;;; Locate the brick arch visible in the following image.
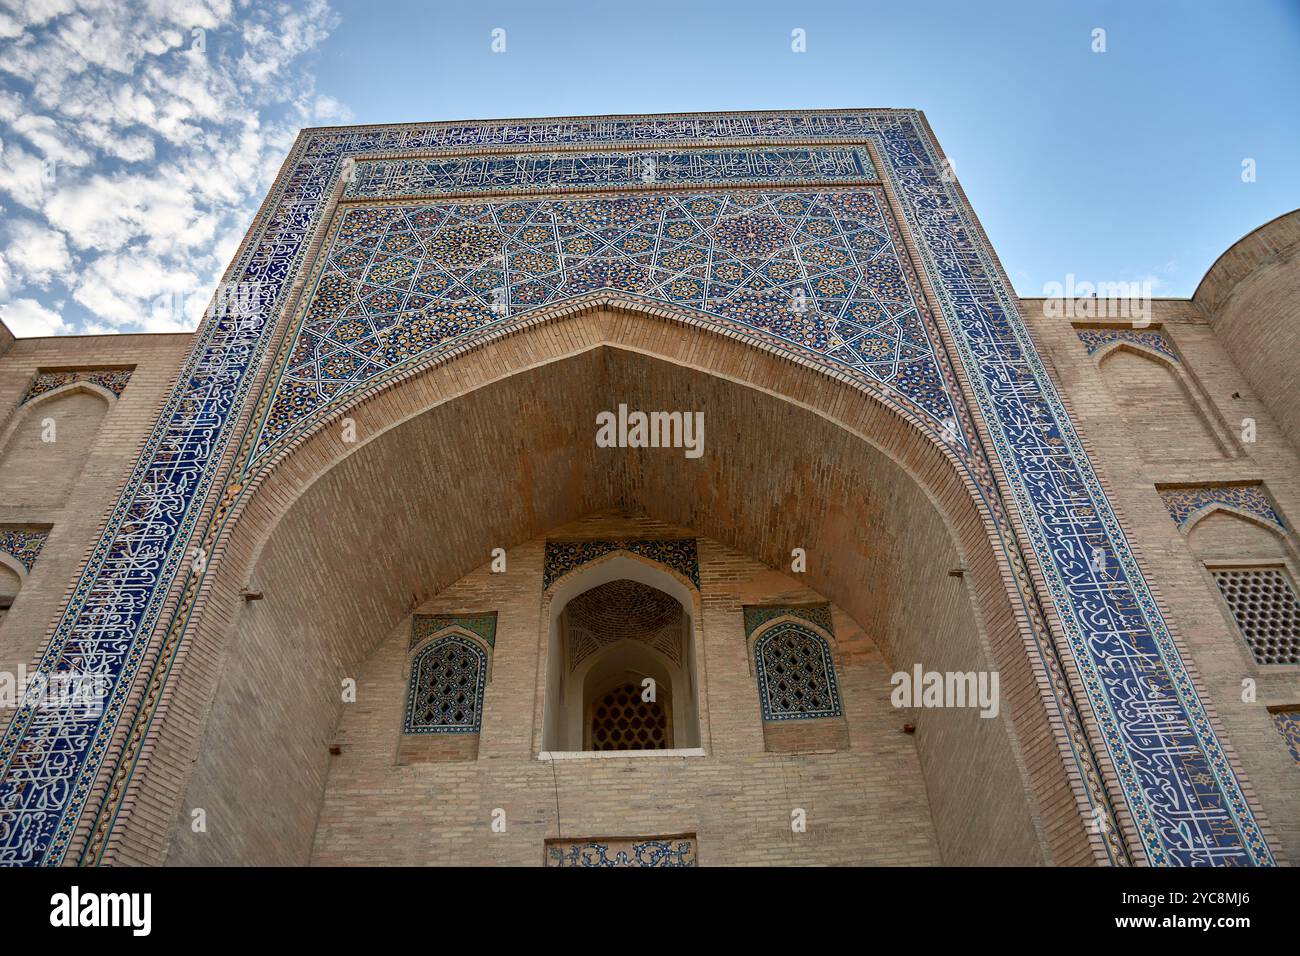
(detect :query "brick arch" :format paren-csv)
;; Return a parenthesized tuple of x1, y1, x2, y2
(97, 305, 1112, 869)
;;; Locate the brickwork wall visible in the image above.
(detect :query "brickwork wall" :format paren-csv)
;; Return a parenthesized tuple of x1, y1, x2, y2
(1197, 211, 1300, 453)
(312, 516, 944, 866)
(1021, 295, 1300, 863)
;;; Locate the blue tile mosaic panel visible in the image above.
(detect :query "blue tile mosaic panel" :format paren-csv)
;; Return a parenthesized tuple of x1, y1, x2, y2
(1272, 710, 1300, 767)
(0, 111, 1273, 868)
(543, 538, 699, 590)
(1076, 327, 1179, 363)
(344, 146, 877, 199)
(1159, 484, 1285, 533)
(0, 527, 49, 573)
(20, 368, 132, 404)
(410, 612, 497, 650)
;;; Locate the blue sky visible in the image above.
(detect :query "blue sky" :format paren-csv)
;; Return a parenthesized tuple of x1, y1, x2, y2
(1, 0, 1296, 335)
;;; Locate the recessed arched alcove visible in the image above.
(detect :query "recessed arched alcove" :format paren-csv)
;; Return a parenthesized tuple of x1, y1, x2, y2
(1097, 346, 1230, 461)
(0, 385, 112, 509)
(129, 307, 1096, 868)
(543, 565, 701, 753)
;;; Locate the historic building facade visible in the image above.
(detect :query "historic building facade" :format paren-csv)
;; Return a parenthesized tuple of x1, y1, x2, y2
(0, 111, 1297, 867)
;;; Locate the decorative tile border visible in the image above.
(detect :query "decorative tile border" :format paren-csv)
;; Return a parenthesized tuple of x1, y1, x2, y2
(1158, 484, 1285, 533)
(0, 111, 1272, 867)
(1076, 327, 1179, 363)
(545, 834, 697, 867)
(0, 526, 48, 573)
(543, 538, 700, 590)
(344, 145, 878, 200)
(410, 612, 497, 650)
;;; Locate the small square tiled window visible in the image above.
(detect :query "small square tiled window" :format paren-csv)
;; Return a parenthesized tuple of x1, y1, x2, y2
(1211, 567, 1300, 665)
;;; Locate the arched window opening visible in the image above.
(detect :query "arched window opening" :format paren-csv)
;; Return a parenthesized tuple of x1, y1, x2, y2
(755, 621, 843, 721)
(543, 563, 700, 753)
(404, 633, 488, 734)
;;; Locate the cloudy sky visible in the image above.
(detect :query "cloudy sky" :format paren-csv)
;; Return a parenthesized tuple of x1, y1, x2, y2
(1, 0, 1296, 336)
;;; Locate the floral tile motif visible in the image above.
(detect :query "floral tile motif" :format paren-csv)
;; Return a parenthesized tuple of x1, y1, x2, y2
(0, 112, 1273, 869)
(20, 368, 133, 404)
(1158, 484, 1285, 533)
(543, 538, 699, 590)
(1272, 710, 1300, 767)
(743, 603, 834, 637)
(545, 835, 697, 867)
(0, 526, 48, 573)
(1076, 328, 1179, 363)
(410, 612, 497, 650)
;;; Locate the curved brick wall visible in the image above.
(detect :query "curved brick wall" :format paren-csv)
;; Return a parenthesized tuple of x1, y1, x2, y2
(1196, 210, 1300, 453)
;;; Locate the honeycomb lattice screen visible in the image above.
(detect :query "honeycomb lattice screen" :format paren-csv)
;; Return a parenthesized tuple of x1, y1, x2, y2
(1211, 567, 1300, 665)
(590, 682, 669, 750)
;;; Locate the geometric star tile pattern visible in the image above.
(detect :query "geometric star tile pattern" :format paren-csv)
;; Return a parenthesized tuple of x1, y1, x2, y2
(254, 188, 957, 459)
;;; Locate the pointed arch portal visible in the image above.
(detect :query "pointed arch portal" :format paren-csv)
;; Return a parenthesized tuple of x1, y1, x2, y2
(0, 111, 1276, 868)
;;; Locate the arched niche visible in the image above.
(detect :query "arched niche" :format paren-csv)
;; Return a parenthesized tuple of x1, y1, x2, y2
(542, 562, 701, 753)
(111, 307, 1096, 868)
(0, 384, 113, 509)
(1097, 345, 1232, 461)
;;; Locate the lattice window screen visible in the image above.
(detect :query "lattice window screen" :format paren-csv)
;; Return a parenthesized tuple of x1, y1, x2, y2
(589, 682, 669, 750)
(1211, 567, 1300, 665)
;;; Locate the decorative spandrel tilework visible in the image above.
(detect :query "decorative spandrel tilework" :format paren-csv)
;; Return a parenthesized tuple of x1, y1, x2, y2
(752, 618, 843, 721)
(0, 111, 1272, 868)
(543, 538, 699, 590)
(251, 187, 959, 461)
(20, 368, 132, 404)
(1076, 328, 1179, 363)
(344, 146, 878, 200)
(743, 603, 834, 637)
(410, 612, 497, 650)
(546, 835, 697, 867)
(1272, 710, 1300, 767)
(1159, 485, 1286, 533)
(0, 527, 48, 573)
(403, 633, 488, 734)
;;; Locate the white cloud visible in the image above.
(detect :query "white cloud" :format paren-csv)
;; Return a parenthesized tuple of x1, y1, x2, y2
(0, 296, 68, 336)
(0, 0, 347, 333)
(4, 219, 72, 285)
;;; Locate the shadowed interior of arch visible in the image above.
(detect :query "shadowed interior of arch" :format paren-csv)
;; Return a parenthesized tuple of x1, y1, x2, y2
(160, 339, 1068, 866)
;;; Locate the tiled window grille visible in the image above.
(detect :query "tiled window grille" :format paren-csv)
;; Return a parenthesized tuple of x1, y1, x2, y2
(403, 634, 487, 733)
(754, 621, 842, 720)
